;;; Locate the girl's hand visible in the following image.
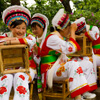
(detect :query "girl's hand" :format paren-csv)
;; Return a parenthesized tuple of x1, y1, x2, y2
(70, 23, 77, 40)
(71, 23, 77, 32)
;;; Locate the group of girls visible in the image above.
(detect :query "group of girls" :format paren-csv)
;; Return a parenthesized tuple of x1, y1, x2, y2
(0, 5, 99, 100)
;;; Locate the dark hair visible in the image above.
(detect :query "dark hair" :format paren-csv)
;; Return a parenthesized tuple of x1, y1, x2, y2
(10, 20, 26, 28)
(31, 22, 45, 31)
(50, 22, 71, 32)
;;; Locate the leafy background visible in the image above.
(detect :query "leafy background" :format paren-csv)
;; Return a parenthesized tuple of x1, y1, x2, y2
(0, 0, 100, 34)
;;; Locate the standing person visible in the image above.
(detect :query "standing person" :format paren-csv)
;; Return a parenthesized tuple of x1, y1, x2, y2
(0, 5, 36, 100)
(31, 9, 97, 100)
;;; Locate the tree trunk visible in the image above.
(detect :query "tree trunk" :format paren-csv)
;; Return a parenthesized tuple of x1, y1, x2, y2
(11, 0, 20, 5)
(60, 0, 72, 13)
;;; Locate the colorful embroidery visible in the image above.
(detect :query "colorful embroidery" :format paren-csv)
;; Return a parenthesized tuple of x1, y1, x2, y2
(56, 70, 62, 76)
(56, 65, 65, 77)
(68, 46, 73, 52)
(95, 33, 98, 40)
(76, 67, 83, 74)
(69, 77, 73, 82)
(26, 35, 33, 40)
(16, 86, 27, 94)
(19, 75, 25, 80)
(1, 75, 7, 81)
(0, 86, 7, 95)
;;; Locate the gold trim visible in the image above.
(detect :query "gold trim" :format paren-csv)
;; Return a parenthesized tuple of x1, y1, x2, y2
(89, 82, 97, 86)
(71, 83, 88, 93)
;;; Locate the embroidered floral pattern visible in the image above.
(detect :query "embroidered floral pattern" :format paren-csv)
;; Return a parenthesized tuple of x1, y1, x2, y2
(27, 36, 33, 40)
(56, 65, 65, 77)
(69, 77, 73, 82)
(0, 87, 7, 94)
(76, 67, 83, 74)
(56, 70, 62, 76)
(95, 33, 98, 39)
(16, 86, 27, 94)
(1, 75, 7, 81)
(19, 75, 25, 80)
(68, 46, 73, 52)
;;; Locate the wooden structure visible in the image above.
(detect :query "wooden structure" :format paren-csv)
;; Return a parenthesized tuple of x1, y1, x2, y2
(0, 44, 34, 100)
(97, 66, 100, 84)
(43, 79, 70, 100)
(0, 44, 29, 75)
(67, 35, 92, 56)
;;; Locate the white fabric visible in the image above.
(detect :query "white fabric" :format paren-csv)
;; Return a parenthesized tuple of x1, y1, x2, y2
(88, 26, 99, 40)
(52, 8, 64, 29)
(47, 34, 76, 54)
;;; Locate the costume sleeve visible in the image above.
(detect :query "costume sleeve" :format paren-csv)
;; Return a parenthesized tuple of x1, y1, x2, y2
(18, 34, 36, 50)
(85, 26, 99, 41)
(0, 33, 8, 38)
(46, 34, 80, 54)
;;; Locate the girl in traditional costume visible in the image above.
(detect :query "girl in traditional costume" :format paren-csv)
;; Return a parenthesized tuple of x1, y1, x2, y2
(74, 17, 100, 80)
(31, 9, 97, 100)
(0, 5, 36, 100)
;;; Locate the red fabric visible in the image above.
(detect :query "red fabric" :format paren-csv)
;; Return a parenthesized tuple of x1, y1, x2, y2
(0, 36, 6, 38)
(40, 34, 53, 56)
(41, 62, 55, 74)
(89, 84, 98, 92)
(85, 32, 93, 41)
(29, 59, 36, 69)
(71, 85, 90, 98)
(18, 38, 25, 44)
(93, 49, 100, 54)
(69, 37, 81, 51)
(92, 37, 100, 46)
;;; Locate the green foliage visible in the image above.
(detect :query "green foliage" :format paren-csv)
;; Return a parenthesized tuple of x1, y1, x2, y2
(22, 0, 64, 34)
(1, 0, 100, 33)
(71, 0, 100, 29)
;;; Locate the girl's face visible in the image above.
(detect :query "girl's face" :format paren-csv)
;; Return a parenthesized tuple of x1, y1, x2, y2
(10, 22, 26, 38)
(60, 26, 71, 38)
(32, 25, 43, 38)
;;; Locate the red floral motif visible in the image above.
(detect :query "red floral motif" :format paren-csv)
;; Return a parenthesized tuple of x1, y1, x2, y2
(1, 75, 7, 81)
(74, 60, 77, 62)
(79, 57, 83, 60)
(27, 36, 32, 40)
(69, 77, 73, 82)
(0, 86, 7, 94)
(76, 67, 83, 74)
(56, 70, 62, 77)
(59, 66, 65, 72)
(16, 86, 27, 94)
(19, 75, 25, 80)
(68, 46, 73, 52)
(95, 33, 98, 39)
